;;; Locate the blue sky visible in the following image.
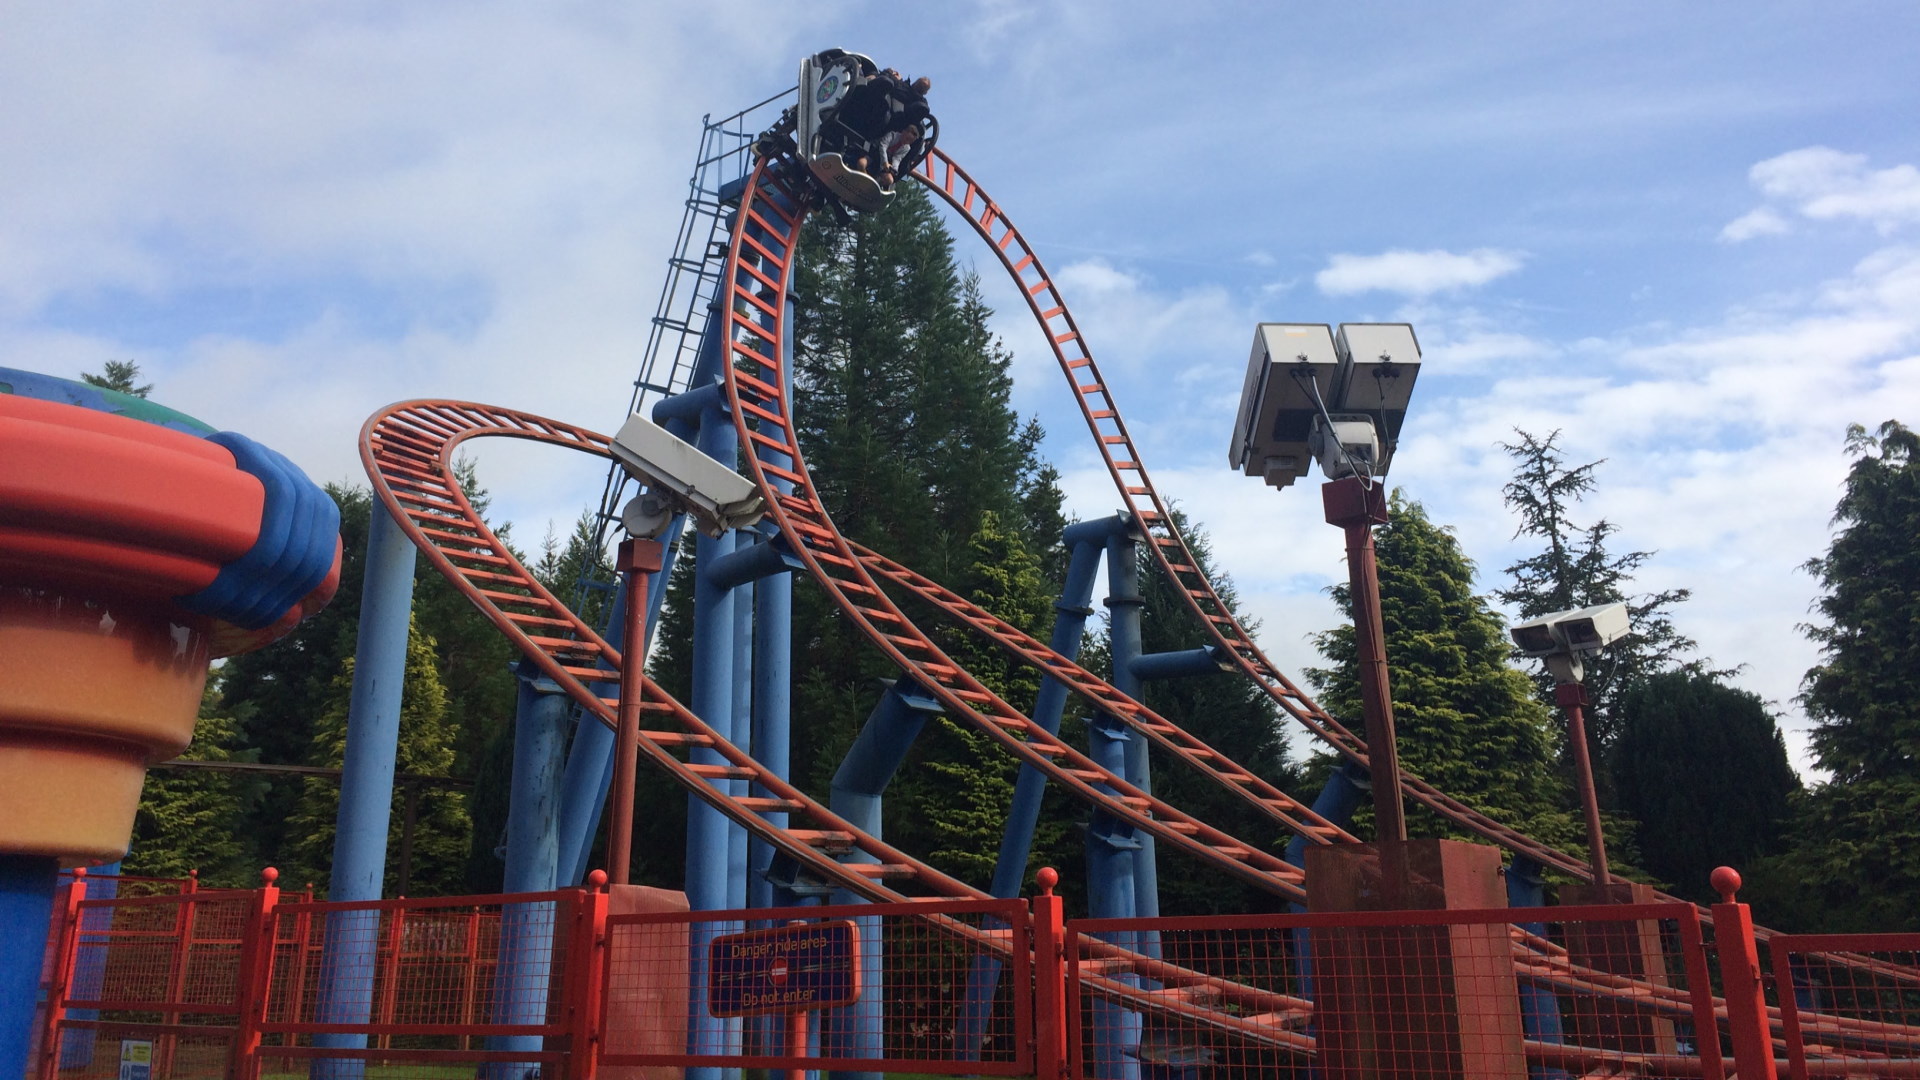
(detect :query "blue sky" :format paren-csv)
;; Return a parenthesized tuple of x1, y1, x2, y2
(6, 2, 1918, 775)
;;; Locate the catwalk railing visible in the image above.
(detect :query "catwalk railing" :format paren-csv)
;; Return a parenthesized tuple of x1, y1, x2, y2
(38, 867, 1920, 1080)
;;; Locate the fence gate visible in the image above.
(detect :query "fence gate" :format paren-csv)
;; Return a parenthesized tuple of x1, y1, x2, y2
(38, 882, 265, 1080)
(600, 897, 1035, 1076)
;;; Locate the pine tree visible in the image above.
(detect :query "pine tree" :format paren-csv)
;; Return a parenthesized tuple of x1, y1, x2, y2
(286, 614, 470, 896)
(781, 184, 1065, 816)
(1772, 421, 1920, 930)
(1499, 429, 1701, 760)
(901, 510, 1059, 885)
(1129, 510, 1302, 915)
(645, 185, 1068, 890)
(123, 683, 266, 886)
(1609, 672, 1798, 901)
(1310, 492, 1577, 849)
(80, 359, 153, 397)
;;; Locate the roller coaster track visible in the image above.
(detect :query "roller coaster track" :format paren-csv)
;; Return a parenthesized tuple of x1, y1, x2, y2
(356, 399, 1331, 1033)
(355, 406, 1801, 1070)
(893, 148, 1616, 888)
(713, 147, 1632, 906)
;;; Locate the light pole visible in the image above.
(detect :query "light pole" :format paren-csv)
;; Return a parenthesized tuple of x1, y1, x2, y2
(1229, 322, 1422, 896)
(1511, 602, 1633, 887)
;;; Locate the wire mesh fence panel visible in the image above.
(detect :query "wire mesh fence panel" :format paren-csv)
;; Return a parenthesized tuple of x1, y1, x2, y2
(1066, 902, 1725, 1080)
(257, 891, 580, 1075)
(42, 891, 257, 1080)
(600, 898, 1034, 1076)
(1770, 933, 1920, 1080)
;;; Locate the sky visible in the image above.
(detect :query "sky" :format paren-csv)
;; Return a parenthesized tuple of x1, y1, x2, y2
(6, 2, 1918, 778)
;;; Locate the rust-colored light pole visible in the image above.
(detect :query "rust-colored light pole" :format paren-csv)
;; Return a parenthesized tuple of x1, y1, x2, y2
(1555, 681, 1612, 886)
(607, 536, 664, 886)
(1322, 475, 1409, 901)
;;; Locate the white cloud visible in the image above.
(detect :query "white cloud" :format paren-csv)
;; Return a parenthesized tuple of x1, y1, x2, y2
(1720, 207, 1789, 243)
(1316, 249, 1526, 297)
(1724, 147, 1920, 240)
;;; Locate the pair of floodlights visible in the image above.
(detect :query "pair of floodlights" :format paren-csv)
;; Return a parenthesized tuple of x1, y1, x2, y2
(1227, 323, 1422, 489)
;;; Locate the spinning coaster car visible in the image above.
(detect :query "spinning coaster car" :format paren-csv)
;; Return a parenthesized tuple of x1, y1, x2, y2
(766, 49, 938, 213)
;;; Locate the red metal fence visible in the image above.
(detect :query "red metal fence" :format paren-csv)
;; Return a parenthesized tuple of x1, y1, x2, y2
(44, 866, 1910, 1080)
(1066, 902, 1728, 1080)
(1771, 932, 1920, 1079)
(600, 897, 1033, 1076)
(37, 874, 267, 1080)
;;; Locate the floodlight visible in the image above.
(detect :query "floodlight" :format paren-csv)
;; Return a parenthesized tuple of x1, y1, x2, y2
(1509, 621, 1560, 657)
(1333, 323, 1421, 475)
(1555, 603, 1632, 652)
(1227, 324, 1341, 489)
(609, 413, 766, 539)
(1509, 602, 1633, 657)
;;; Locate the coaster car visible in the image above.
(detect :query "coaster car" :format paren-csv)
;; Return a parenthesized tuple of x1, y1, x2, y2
(785, 49, 938, 214)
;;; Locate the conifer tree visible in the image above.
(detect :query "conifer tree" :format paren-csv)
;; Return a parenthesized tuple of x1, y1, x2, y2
(1772, 421, 1920, 929)
(1311, 492, 1576, 848)
(1499, 429, 1701, 762)
(1129, 510, 1302, 914)
(123, 684, 265, 885)
(286, 614, 471, 896)
(80, 359, 153, 397)
(1610, 672, 1798, 901)
(647, 185, 1067, 888)
(781, 184, 1065, 815)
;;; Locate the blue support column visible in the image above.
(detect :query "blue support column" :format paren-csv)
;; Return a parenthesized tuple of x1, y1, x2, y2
(685, 380, 747, 1080)
(485, 665, 571, 1076)
(0, 855, 58, 1080)
(959, 515, 1123, 1062)
(556, 579, 624, 888)
(1090, 528, 1146, 1080)
(729, 578, 754, 913)
(313, 505, 417, 1080)
(686, 524, 738, 1080)
(1105, 528, 1159, 924)
(1508, 856, 1569, 1080)
(744, 537, 798, 913)
(824, 682, 944, 1080)
(987, 519, 1116, 899)
(1283, 762, 1369, 1005)
(59, 861, 120, 1066)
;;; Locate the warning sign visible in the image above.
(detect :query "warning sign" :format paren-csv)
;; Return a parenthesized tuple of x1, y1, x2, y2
(707, 920, 861, 1017)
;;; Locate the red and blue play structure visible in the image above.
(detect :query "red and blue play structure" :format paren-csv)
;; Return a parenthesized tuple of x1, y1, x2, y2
(0, 366, 340, 1077)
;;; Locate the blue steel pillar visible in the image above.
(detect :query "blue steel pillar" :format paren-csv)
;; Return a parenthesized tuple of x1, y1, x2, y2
(962, 514, 1126, 1061)
(825, 682, 944, 1080)
(1508, 856, 1569, 1080)
(59, 861, 120, 1066)
(1088, 523, 1143, 1080)
(1283, 762, 1369, 1004)
(0, 855, 58, 1080)
(313, 505, 417, 1080)
(484, 665, 571, 1075)
(685, 383, 747, 1080)
(748, 290, 799, 915)
(1105, 526, 1161, 933)
(729, 579, 754, 913)
(986, 516, 1119, 899)
(556, 580, 624, 888)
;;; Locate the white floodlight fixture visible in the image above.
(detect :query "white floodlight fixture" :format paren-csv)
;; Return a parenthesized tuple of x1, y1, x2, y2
(1510, 602, 1633, 685)
(610, 413, 766, 539)
(1509, 602, 1633, 658)
(1227, 323, 1342, 489)
(1230, 322, 1422, 487)
(1333, 323, 1421, 476)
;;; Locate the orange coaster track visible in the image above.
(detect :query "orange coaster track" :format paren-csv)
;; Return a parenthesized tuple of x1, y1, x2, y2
(721, 146, 1622, 892)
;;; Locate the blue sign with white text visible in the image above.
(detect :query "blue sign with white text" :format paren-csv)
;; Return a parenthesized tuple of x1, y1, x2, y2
(707, 920, 862, 1017)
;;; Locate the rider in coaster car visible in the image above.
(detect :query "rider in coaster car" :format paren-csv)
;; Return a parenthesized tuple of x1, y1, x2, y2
(829, 72, 896, 173)
(873, 76, 931, 189)
(879, 123, 924, 191)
